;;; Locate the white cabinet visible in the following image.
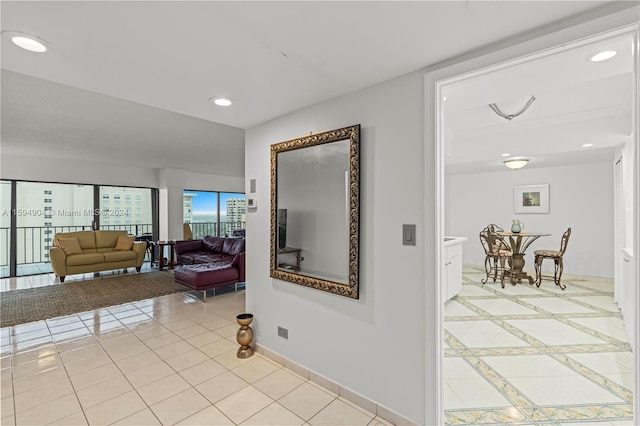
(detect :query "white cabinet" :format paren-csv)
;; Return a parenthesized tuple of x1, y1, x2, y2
(443, 237, 467, 303)
(621, 249, 635, 351)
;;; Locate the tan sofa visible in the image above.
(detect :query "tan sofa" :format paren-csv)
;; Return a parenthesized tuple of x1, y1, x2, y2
(50, 230, 146, 282)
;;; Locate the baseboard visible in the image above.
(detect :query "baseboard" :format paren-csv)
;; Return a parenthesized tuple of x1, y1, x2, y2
(255, 344, 417, 426)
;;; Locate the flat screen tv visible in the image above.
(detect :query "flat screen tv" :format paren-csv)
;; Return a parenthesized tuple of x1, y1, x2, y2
(277, 208, 287, 249)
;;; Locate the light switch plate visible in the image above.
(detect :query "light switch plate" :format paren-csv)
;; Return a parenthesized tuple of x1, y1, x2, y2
(403, 224, 416, 246)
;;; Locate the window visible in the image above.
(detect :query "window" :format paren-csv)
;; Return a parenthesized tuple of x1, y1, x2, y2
(1, 181, 10, 277)
(99, 186, 153, 236)
(3, 181, 157, 278)
(15, 181, 93, 276)
(183, 190, 245, 238)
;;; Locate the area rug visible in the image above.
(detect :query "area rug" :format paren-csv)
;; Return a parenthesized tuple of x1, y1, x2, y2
(0, 271, 187, 328)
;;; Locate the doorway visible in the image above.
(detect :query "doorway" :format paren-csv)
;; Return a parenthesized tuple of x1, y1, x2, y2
(430, 22, 639, 425)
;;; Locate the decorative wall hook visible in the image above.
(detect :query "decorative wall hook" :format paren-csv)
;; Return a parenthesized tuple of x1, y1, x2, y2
(489, 96, 536, 121)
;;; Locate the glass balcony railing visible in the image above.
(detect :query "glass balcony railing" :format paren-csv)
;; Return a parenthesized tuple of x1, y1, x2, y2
(189, 221, 246, 240)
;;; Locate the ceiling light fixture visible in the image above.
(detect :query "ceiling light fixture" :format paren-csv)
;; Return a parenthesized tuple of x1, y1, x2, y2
(489, 96, 536, 121)
(590, 50, 617, 62)
(504, 159, 529, 170)
(7, 32, 48, 53)
(582, 143, 594, 148)
(501, 153, 511, 157)
(209, 97, 232, 107)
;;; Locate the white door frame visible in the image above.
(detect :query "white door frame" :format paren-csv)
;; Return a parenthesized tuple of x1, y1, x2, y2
(426, 8, 639, 426)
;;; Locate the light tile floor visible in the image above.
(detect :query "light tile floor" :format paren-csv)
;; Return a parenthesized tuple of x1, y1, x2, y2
(445, 266, 635, 425)
(1, 265, 635, 425)
(0, 266, 391, 426)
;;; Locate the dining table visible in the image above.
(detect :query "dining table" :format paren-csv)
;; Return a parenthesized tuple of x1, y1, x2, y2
(498, 231, 551, 285)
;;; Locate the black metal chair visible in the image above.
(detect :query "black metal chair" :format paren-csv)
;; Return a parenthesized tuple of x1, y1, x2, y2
(534, 227, 572, 290)
(135, 233, 156, 265)
(479, 224, 512, 288)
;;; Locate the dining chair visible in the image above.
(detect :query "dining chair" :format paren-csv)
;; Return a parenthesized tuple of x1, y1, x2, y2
(479, 224, 512, 288)
(533, 227, 572, 290)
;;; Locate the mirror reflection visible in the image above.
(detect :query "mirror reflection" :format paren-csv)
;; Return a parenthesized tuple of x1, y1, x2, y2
(270, 125, 360, 298)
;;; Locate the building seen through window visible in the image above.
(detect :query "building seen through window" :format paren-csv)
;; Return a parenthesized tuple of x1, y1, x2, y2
(183, 191, 246, 239)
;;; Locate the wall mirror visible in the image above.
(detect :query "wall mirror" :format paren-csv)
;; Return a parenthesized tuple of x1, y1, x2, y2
(270, 124, 360, 298)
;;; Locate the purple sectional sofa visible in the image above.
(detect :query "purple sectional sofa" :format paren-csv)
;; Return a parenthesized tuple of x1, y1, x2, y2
(174, 236, 245, 300)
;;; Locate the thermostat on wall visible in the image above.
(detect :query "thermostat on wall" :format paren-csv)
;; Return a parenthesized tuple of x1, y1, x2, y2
(247, 197, 257, 210)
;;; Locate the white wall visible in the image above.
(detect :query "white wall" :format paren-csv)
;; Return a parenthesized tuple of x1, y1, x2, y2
(0, 154, 159, 188)
(245, 70, 427, 423)
(445, 162, 614, 278)
(0, 153, 245, 193)
(184, 171, 245, 194)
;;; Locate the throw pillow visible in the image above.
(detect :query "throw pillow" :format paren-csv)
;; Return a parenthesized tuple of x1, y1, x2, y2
(57, 238, 83, 255)
(115, 235, 135, 251)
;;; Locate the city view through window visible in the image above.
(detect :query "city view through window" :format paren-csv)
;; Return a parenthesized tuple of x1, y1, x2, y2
(1, 183, 245, 277)
(1, 180, 153, 277)
(183, 191, 246, 239)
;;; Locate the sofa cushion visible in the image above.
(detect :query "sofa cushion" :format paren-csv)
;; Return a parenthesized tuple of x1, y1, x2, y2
(55, 231, 97, 250)
(66, 253, 105, 266)
(103, 251, 137, 262)
(114, 235, 135, 251)
(174, 262, 239, 290)
(95, 230, 128, 249)
(223, 238, 245, 256)
(203, 236, 225, 252)
(177, 251, 231, 265)
(175, 239, 204, 255)
(57, 238, 83, 255)
(232, 253, 242, 266)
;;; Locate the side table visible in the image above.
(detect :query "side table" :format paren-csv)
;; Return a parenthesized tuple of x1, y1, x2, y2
(157, 241, 177, 271)
(277, 247, 302, 271)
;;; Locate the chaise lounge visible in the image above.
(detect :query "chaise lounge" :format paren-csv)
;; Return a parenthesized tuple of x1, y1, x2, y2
(173, 236, 245, 300)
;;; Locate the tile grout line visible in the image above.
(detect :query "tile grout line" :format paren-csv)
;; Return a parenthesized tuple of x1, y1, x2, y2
(445, 275, 633, 424)
(444, 331, 550, 424)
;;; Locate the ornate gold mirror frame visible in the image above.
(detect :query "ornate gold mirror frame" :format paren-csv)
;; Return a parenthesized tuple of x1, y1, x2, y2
(270, 124, 360, 298)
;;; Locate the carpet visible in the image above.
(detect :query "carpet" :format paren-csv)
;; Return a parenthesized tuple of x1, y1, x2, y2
(0, 271, 188, 328)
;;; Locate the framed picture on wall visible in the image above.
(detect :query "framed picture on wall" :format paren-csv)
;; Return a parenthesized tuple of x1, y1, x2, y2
(514, 184, 549, 214)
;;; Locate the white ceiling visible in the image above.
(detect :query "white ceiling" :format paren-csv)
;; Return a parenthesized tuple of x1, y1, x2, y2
(1, 1, 636, 176)
(443, 29, 635, 174)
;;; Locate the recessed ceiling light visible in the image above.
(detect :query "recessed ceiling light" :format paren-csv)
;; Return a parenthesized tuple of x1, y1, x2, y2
(590, 50, 617, 62)
(501, 153, 510, 157)
(209, 97, 232, 107)
(7, 32, 48, 53)
(582, 143, 594, 148)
